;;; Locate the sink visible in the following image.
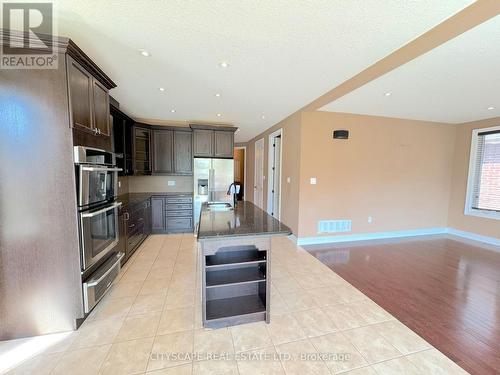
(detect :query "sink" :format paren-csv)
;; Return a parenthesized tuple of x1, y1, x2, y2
(206, 202, 233, 211)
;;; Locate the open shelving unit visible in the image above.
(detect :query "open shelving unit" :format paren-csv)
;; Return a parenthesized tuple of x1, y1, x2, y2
(200, 237, 271, 328)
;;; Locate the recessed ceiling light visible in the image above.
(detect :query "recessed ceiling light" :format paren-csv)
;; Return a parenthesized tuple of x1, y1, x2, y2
(215, 93, 221, 97)
(384, 92, 392, 97)
(487, 106, 495, 110)
(158, 87, 165, 92)
(170, 109, 176, 113)
(140, 50, 150, 57)
(216, 113, 222, 117)
(261, 115, 266, 119)
(219, 61, 229, 68)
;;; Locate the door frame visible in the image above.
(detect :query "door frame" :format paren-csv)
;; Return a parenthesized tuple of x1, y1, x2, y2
(267, 128, 283, 219)
(234, 145, 247, 201)
(254, 138, 265, 209)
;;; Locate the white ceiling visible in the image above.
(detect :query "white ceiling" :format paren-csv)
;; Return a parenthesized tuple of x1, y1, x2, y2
(320, 14, 500, 124)
(54, 1, 473, 141)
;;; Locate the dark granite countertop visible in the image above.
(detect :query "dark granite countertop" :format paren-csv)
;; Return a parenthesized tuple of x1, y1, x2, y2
(118, 192, 193, 209)
(197, 201, 292, 240)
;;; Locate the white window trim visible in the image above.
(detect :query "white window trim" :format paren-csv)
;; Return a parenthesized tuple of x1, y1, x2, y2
(464, 125, 500, 220)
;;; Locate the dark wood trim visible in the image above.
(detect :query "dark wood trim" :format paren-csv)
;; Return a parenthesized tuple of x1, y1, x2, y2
(190, 123, 238, 132)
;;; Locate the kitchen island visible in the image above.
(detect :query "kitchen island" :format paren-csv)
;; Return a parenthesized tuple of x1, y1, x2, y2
(197, 201, 291, 328)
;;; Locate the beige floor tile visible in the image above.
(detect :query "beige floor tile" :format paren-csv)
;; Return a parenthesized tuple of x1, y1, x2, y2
(307, 287, 344, 307)
(129, 293, 166, 315)
(371, 356, 422, 375)
(6, 353, 61, 375)
(140, 277, 170, 296)
(89, 296, 135, 321)
(275, 339, 331, 375)
(146, 363, 193, 374)
(147, 331, 194, 371)
(108, 281, 143, 299)
(373, 320, 431, 354)
(165, 289, 195, 309)
(272, 276, 302, 295)
(236, 346, 285, 375)
(406, 348, 469, 374)
(100, 337, 154, 375)
(157, 307, 195, 335)
(281, 291, 317, 311)
(333, 284, 367, 303)
(323, 303, 369, 330)
(292, 308, 338, 337)
(120, 267, 151, 283)
(230, 322, 273, 352)
(152, 258, 177, 270)
(349, 299, 394, 324)
(265, 313, 307, 345)
(70, 318, 124, 349)
(293, 273, 326, 289)
(116, 312, 161, 342)
(193, 328, 234, 360)
(269, 292, 290, 315)
(51, 345, 110, 375)
(341, 366, 379, 375)
(310, 332, 367, 374)
(148, 266, 175, 280)
(343, 325, 402, 364)
(192, 359, 239, 375)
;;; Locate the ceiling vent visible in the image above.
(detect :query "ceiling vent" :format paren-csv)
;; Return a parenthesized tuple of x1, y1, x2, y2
(318, 220, 352, 234)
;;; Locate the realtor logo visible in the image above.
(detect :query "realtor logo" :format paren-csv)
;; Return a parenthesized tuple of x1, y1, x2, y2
(1, 2, 58, 69)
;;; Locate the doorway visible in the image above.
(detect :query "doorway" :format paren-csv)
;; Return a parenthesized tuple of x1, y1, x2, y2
(254, 138, 264, 209)
(267, 129, 282, 219)
(233, 146, 246, 201)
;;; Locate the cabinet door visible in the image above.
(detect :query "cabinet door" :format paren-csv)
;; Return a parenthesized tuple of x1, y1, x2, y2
(151, 197, 166, 231)
(174, 131, 193, 174)
(193, 129, 214, 157)
(153, 130, 173, 174)
(67, 57, 93, 132)
(133, 127, 152, 174)
(92, 79, 110, 136)
(214, 131, 234, 158)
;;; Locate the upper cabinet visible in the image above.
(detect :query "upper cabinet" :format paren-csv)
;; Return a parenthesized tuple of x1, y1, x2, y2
(67, 55, 113, 139)
(152, 128, 193, 175)
(111, 102, 133, 176)
(191, 125, 237, 158)
(133, 126, 152, 175)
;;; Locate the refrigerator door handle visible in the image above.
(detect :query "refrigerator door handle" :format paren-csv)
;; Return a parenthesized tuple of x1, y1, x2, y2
(209, 168, 215, 202)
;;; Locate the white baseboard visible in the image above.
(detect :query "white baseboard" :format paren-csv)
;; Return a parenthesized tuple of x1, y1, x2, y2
(297, 228, 447, 246)
(446, 228, 500, 249)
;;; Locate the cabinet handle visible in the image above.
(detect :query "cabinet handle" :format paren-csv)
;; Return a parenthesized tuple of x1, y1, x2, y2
(124, 212, 130, 220)
(98, 129, 101, 135)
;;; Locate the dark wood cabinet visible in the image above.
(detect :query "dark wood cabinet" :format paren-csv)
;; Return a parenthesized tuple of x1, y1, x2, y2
(193, 129, 214, 157)
(151, 197, 166, 231)
(174, 131, 193, 175)
(119, 197, 151, 264)
(92, 80, 110, 136)
(67, 57, 93, 132)
(191, 125, 237, 158)
(214, 130, 234, 158)
(67, 55, 111, 139)
(153, 129, 174, 174)
(111, 102, 133, 176)
(133, 126, 152, 174)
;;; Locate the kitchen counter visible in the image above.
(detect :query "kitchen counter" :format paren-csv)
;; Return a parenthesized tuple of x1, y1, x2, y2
(118, 192, 193, 209)
(197, 200, 291, 239)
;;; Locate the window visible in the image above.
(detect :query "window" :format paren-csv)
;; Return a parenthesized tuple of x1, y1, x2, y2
(465, 126, 500, 219)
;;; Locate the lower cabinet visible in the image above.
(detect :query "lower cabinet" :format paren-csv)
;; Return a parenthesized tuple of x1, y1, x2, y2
(118, 198, 152, 265)
(151, 195, 193, 233)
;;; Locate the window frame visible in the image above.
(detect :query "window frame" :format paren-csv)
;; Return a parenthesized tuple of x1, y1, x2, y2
(464, 125, 500, 220)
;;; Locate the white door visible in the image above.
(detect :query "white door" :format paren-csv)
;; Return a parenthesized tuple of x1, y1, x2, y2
(272, 136, 281, 219)
(254, 138, 264, 209)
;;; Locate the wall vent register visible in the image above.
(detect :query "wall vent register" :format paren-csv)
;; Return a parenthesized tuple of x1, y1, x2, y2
(318, 219, 352, 233)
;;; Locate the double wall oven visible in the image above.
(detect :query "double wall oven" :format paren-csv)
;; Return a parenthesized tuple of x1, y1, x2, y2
(74, 146, 124, 313)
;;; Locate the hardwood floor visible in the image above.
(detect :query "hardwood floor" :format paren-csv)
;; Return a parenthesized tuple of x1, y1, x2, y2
(305, 235, 500, 375)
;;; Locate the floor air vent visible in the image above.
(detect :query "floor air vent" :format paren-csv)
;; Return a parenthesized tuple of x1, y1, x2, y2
(318, 220, 352, 233)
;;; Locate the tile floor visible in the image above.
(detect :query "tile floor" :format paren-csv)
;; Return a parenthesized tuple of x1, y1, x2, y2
(0, 234, 469, 374)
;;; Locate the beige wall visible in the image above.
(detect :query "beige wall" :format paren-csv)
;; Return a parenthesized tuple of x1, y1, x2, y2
(245, 112, 302, 235)
(298, 112, 456, 237)
(448, 117, 500, 238)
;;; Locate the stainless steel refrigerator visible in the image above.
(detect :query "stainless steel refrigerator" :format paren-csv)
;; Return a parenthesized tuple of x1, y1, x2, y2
(193, 158, 234, 227)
